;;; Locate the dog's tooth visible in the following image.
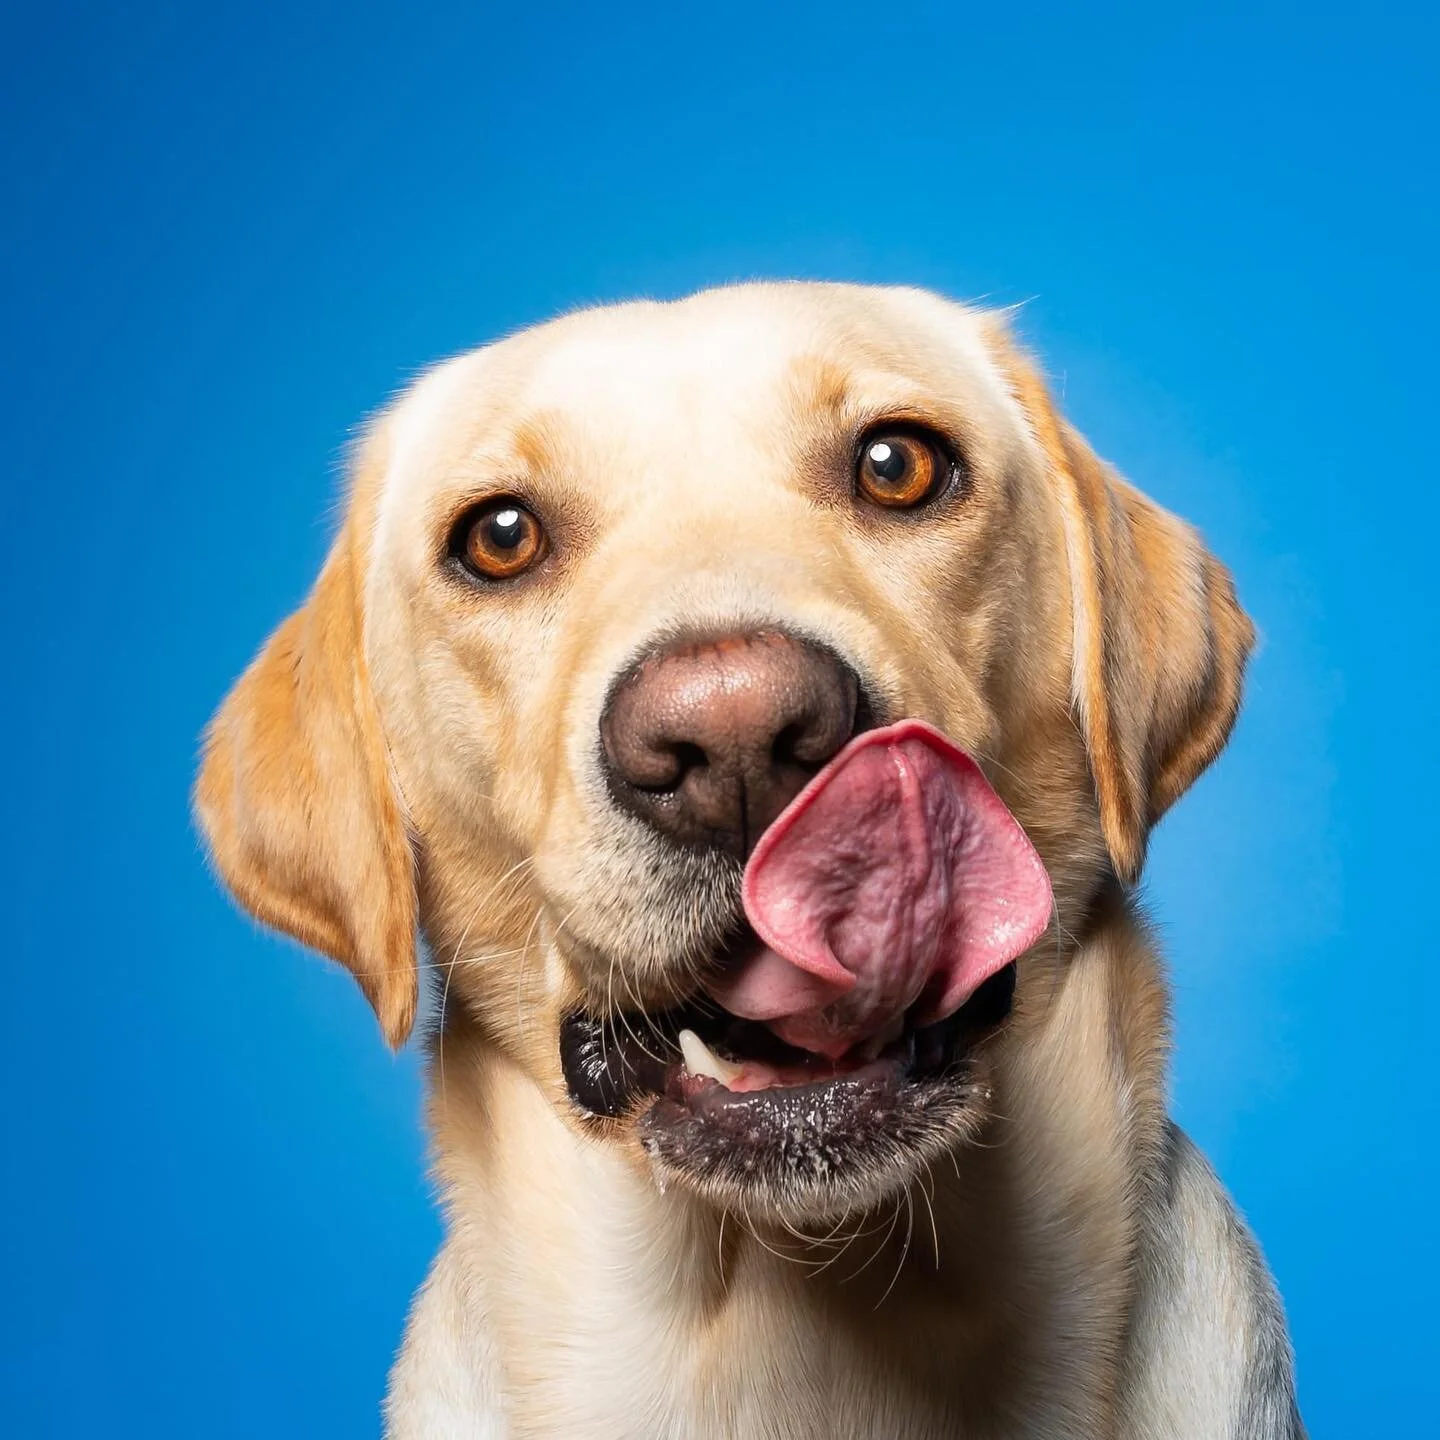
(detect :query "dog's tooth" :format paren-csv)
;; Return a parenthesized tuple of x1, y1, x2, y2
(678, 1028, 741, 1086)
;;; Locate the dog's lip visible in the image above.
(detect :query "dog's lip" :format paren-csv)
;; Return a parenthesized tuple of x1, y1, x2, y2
(673, 1022, 910, 1098)
(630, 971, 1015, 1203)
(671, 1051, 901, 1111)
(558, 961, 1017, 1124)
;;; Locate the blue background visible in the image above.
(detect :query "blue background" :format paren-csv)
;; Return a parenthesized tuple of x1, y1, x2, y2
(4, 3, 1436, 1434)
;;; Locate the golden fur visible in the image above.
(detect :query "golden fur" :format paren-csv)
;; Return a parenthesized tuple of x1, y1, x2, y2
(196, 282, 1297, 1438)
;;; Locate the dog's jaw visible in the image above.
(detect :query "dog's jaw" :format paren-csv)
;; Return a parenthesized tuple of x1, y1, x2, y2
(557, 962, 1018, 1223)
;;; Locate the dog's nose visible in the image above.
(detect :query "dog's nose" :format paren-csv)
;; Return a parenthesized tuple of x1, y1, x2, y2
(601, 631, 861, 856)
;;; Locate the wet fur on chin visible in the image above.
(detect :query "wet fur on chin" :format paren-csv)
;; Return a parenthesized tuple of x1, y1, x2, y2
(635, 1061, 996, 1223)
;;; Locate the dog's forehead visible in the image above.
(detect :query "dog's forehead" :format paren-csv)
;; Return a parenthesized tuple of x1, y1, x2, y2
(516, 293, 811, 417)
(376, 284, 1021, 536)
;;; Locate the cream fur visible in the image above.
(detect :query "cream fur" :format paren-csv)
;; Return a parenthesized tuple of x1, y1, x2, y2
(196, 282, 1300, 1438)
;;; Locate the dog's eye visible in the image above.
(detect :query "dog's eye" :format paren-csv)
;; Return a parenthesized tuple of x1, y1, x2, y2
(454, 499, 547, 580)
(856, 430, 951, 509)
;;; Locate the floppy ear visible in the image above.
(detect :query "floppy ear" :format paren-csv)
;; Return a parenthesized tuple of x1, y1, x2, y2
(1000, 345, 1256, 883)
(193, 454, 418, 1047)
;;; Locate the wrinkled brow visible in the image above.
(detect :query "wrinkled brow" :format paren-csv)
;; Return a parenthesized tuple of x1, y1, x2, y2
(508, 415, 566, 478)
(785, 355, 854, 423)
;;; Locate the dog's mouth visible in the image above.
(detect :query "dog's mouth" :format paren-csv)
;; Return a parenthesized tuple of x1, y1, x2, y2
(560, 721, 1054, 1214)
(562, 945, 1017, 1114)
(561, 953, 1017, 1211)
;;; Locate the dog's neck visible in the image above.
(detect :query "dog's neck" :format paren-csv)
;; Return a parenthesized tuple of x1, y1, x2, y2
(424, 898, 1167, 1440)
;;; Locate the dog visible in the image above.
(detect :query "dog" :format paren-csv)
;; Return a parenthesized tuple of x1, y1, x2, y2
(196, 282, 1303, 1438)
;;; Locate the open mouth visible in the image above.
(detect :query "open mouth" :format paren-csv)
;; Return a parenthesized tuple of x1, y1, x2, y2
(560, 952, 1016, 1206)
(562, 952, 1016, 1114)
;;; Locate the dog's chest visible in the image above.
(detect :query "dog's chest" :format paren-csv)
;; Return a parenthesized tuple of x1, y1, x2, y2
(504, 1320, 988, 1440)
(419, 1253, 1086, 1440)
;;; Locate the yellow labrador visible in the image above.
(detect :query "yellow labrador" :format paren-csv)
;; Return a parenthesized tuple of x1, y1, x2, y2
(196, 283, 1302, 1438)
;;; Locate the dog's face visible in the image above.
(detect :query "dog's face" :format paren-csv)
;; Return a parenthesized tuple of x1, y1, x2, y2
(197, 283, 1252, 1222)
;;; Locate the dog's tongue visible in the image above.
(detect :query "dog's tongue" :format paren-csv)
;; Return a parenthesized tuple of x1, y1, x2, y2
(708, 721, 1053, 1060)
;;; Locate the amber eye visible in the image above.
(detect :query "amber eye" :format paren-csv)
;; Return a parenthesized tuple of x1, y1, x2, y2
(454, 499, 546, 580)
(856, 430, 951, 509)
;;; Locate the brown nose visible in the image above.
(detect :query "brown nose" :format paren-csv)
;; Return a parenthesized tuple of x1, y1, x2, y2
(601, 631, 861, 856)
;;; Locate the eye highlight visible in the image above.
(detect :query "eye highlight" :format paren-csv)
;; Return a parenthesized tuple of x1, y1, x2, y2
(856, 429, 952, 509)
(452, 498, 547, 580)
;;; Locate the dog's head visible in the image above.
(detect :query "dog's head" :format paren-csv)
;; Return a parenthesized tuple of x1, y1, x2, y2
(196, 284, 1252, 1222)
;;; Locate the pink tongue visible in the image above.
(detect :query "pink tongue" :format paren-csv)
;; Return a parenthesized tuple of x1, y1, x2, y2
(708, 720, 1053, 1060)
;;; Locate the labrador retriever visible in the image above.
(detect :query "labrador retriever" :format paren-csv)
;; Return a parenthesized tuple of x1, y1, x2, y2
(196, 282, 1303, 1438)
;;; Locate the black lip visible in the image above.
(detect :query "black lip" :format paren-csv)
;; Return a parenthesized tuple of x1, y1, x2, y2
(639, 1060, 965, 1202)
(559, 962, 1017, 1123)
(558, 1008, 674, 1119)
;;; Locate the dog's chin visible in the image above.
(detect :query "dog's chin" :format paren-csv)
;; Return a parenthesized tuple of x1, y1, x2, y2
(559, 962, 1016, 1223)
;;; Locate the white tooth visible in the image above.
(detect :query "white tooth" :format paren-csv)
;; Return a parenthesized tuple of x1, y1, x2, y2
(678, 1028, 742, 1086)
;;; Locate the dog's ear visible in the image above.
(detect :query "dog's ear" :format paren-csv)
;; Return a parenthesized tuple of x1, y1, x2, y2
(996, 339, 1256, 882)
(194, 434, 417, 1047)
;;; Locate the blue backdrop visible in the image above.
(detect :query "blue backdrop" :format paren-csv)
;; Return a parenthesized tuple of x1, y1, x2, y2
(4, 3, 1436, 1434)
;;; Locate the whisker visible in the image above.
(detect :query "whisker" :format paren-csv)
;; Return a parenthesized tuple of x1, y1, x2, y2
(512, 902, 548, 1043)
(874, 1186, 916, 1309)
(802, 1203, 897, 1278)
(917, 1164, 941, 1271)
(736, 1203, 814, 1270)
(435, 899, 491, 1105)
(841, 1194, 903, 1287)
(611, 960, 669, 1065)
